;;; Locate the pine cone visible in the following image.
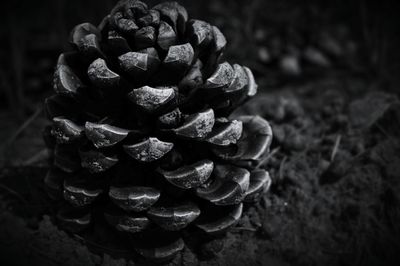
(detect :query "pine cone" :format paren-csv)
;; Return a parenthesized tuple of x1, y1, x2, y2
(44, 0, 273, 261)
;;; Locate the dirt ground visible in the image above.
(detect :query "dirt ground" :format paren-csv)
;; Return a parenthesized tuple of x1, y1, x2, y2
(1, 0, 400, 265)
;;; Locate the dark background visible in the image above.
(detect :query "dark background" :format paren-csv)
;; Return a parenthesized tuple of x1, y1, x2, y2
(0, 1, 400, 265)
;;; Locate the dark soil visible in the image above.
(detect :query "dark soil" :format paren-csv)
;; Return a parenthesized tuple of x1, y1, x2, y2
(1, 0, 400, 265)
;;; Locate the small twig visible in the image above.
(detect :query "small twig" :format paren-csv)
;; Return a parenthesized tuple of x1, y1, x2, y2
(22, 149, 49, 166)
(98, 116, 110, 123)
(375, 122, 395, 141)
(279, 156, 288, 181)
(0, 184, 28, 205)
(256, 146, 281, 168)
(330, 134, 342, 162)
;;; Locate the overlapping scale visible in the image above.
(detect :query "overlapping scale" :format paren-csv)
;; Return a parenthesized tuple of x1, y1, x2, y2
(174, 108, 215, 139)
(213, 115, 273, 163)
(70, 23, 104, 60)
(87, 58, 120, 89)
(53, 61, 84, 98)
(119, 51, 160, 79)
(244, 170, 272, 202)
(85, 122, 130, 148)
(195, 203, 243, 234)
(163, 43, 194, 73)
(196, 164, 250, 205)
(157, 21, 177, 50)
(57, 205, 91, 233)
(204, 119, 242, 146)
(153, 2, 188, 36)
(124, 137, 174, 162)
(187, 20, 213, 49)
(104, 205, 151, 233)
(109, 186, 161, 212)
(159, 159, 214, 189)
(51, 117, 84, 144)
(204, 62, 235, 89)
(147, 201, 200, 231)
(128, 86, 176, 113)
(79, 149, 118, 173)
(63, 176, 104, 207)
